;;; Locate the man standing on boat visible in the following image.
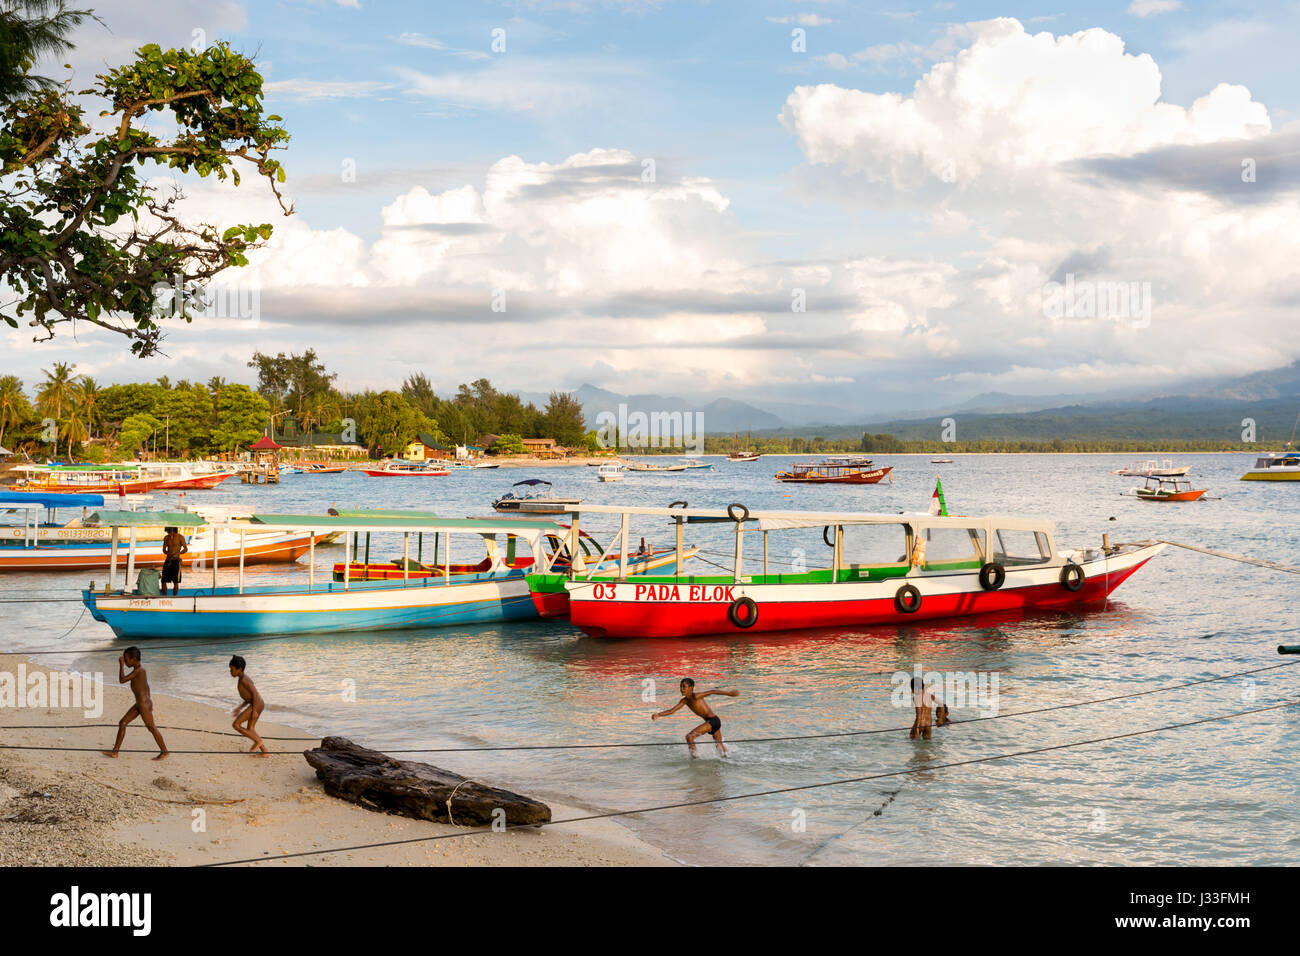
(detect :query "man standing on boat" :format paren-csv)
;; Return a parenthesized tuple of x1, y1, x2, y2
(651, 678, 739, 757)
(161, 526, 188, 596)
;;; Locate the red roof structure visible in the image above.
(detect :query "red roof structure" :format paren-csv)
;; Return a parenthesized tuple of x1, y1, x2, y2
(249, 435, 284, 451)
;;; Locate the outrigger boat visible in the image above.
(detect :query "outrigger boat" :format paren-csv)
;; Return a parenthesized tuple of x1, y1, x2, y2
(132, 461, 239, 489)
(1241, 451, 1300, 481)
(7, 464, 165, 494)
(775, 457, 893, 484)
(1, 496, 329, 572)
(1112, 459, 1190, 478)
(727, 452, 760, 462)
(626, 461, 689, 473)
(680, 458, 714, 471)
(545, 503, 1164, 638)
(82, 514, 561, 639)
(362, 460, 449, 477)
(1126, 476, 1208, 502)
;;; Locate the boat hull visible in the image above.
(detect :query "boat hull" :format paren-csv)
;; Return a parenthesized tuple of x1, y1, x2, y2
(567, 544, 1162, 638)
(156, 471, 238, 490)
(0, 531, 327, 573)
(1135, 489, 1207, 501)
(527, 549, 699, 618)
(1241, 470, 1300, 481)
(82, 574, 537, 639)
(776, 466, 893, 484)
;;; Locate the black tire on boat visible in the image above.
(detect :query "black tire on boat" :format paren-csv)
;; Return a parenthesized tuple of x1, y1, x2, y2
(727, 502, 750, 522)
(727, 596, 759, 629)
(895, 584, 922, 614)
(1060, 562, 1085, 592)
(823, 525, 835, 547)
(979, 562, 1006, 591)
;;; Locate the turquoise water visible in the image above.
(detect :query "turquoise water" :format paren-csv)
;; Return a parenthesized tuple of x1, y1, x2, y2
(6, 453, 1299, 865)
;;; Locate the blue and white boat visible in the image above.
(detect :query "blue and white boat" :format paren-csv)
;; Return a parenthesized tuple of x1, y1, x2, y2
(83, 513, 558, 639)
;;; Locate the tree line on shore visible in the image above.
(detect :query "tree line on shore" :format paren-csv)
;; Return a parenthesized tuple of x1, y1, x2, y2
(0, 350, 593, 461)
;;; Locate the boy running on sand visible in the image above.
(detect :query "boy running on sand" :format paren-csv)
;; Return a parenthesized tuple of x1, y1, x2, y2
(229, 655, 269, 755)
(651, 678, 739, 757)
(102, 647, 169, 759)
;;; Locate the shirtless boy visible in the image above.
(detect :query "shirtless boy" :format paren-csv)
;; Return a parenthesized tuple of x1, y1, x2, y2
(651, 678, 739, 757)
(229, 655, 269, 755)
(909, 675, 936, 740)
(102, 647, 169, 759)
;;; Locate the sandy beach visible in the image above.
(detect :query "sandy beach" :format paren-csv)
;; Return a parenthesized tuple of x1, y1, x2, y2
(0, 653, 673, 867)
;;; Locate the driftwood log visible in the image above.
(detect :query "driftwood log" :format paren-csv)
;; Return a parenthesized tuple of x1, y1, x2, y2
(303, 736, 551, 827)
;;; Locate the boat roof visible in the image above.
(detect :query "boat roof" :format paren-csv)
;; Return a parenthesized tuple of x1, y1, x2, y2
(88, 510, 207, 528)
(559, 503, 1054, 533)
(331, 508, 441, 520)
(244, 513, 558, 536)
(0, 491, 107, 508)
(513, 478, 552, 487)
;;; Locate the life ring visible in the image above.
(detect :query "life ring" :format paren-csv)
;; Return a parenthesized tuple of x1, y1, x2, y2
(979, 562, 1006, 591)
(895, 584, 922, 614)
(727, 596, 759, 629)
(727, 502, 750, 522)
(1060, 562, 1085, 592)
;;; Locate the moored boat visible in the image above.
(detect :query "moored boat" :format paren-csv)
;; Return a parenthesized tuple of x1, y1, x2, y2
(1241, 451, 1300, 481)
(362, 460, 449, 477)
(626, 461, 688, 473)
(82, 514, 556, 639)
(492, 479, 581, 514)
(7, 464, 165, 494)
(133, 461, 239, 489)
(1127, 477, 1208, 502)
(597, 463, 624, 482)
(1112, 459, 1190, 478)
(775, 458, 893, 484)
(554, 503, 1164, 638)
(726, 452, 760, 462)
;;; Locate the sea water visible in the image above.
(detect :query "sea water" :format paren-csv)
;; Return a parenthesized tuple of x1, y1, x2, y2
(4, 453, 1299, 865)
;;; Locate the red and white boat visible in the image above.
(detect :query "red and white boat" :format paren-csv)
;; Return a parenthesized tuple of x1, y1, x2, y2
(775, 457, 893, 484)
(134, 461, 239, 490)
(552, 504, 1164, 639)
(362, 460, 450, 477)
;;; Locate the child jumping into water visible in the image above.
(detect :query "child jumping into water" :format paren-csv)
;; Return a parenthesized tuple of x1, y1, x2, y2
(651, 678, 739, 757)
(229, 655, 269, 755)
(102, 647, 169, 760)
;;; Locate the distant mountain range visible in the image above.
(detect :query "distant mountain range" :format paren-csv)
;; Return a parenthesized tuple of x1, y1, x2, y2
(516, 361, 1300, 441)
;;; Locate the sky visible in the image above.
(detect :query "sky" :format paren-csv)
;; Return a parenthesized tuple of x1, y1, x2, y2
(7, 0, 1300, 418)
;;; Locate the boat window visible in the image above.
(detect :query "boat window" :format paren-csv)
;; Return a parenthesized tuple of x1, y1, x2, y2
(921, 527, 986, 571)
(992, 528, 1050, 566)
(840, 524, 909, 567)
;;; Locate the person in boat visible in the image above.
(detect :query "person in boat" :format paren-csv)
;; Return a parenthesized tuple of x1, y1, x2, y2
(909, 676, 937, 740)
(651, 678, 739, 757)
(228, 655, 269, 755)
(161, 526, 188, 596)
(102, 647, 169, 760)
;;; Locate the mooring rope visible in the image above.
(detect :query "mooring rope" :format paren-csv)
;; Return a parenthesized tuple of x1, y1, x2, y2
(1157, 540, 1300, 575)
(200, 698, 1300, 866)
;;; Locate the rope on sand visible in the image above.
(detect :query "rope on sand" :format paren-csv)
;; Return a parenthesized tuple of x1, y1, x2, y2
(1158, 540, 1300, 575)
(201, 698, 1300, 867)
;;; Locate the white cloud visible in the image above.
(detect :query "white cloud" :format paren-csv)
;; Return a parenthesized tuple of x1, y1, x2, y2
(264, 79, 392, 100)
(1128, 0, 1183, 18)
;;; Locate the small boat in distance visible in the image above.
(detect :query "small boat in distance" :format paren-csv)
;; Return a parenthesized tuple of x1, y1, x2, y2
(775, 457, 893, 484)
(362, 460, 450, 477)
(1241, 450, 1300, 481)
(626, 461, 688, 473)
(493, 479, 582, 514)
(727, 452, 760, 462)
(931, 458, 954, 464)
(680, 458, 714, 470)
(1126, 477, 1208, 502)
(597, 464, 624, 482)
(1113, 459, 1190, 477)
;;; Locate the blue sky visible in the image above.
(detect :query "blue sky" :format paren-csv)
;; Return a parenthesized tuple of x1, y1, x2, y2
(9, 0, 1300, 419)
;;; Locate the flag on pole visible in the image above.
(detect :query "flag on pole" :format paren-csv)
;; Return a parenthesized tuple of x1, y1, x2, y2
(929, 475, 948, 516)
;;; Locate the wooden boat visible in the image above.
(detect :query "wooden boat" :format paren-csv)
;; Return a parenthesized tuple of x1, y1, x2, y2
(775, 458, 893, 484)
(727, 452, 760, 462)
(551, 503, 1164, 638)
(362, 460, 450, 477)
(493, 479, 581, 514)
(300, 462, 349, 474)
(1113, 459, 1190, 478)
(134, 461, 239, 489)
(82, 514, 558, 639)
(626, 461, 688, 473)
(1, 501, 328, 572)
(931, 458, 954, 464)
(1127, 477, 1208, 502)
(680, 458, 714, 470)
(1241, 451, 1300, 481)
(7, 464, 165, 495)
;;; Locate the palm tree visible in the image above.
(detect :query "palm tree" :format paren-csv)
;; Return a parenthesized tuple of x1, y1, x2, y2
(207, 376, 227, 426)
(0, 375, 32, 449)
(36, 362, 76, 421)
(59, 403, 87, 459)
(0, 2, 91, 104)
(77, 375, 99, 439)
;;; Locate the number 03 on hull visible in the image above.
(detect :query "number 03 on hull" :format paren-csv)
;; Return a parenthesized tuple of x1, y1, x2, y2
(560, 505, 1164, 639)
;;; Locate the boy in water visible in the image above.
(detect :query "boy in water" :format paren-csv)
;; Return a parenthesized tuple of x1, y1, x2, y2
(160, 526, 188, 596)
(102, 647, 169, 760)
(909, 675, 937, 740)
(229, 655, 269, 755)
(651, 678, 739, 757)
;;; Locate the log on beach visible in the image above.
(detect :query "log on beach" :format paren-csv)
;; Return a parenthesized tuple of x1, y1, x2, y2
(303, 736, 552, 827)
